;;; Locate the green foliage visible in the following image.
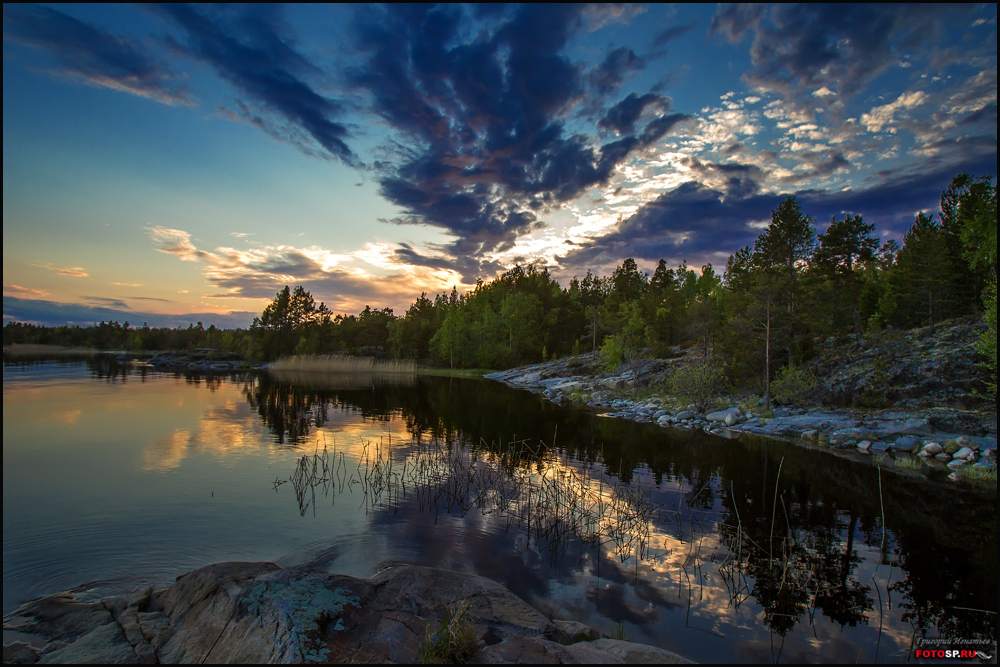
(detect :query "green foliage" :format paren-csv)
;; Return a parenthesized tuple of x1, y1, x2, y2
(887, 213, 957, 328)
(771, 365, 817, 406)
(668, 361, 726, 412)
(252, 286, 333, 360)
(600, 302, 647, 370)
(419, 601, 479, 664)
(815, 214, 879, 338)
(975, 280, 997, 398)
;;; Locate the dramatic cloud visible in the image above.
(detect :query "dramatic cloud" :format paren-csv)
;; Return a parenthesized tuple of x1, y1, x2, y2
(350, 5, 689, 276)
(146, 227, 464, 313)
(154, 4, 357, 165)
(2, 4, 194, 105)
(710, 5, 972, 109)
(3, 4, 994, 326)
(559, 152, 998, 274)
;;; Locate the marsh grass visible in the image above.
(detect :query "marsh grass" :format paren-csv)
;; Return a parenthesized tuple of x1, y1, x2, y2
(891, 455, 923, 472)
(419, 600, 479, 664)
(270, 354, 416, 374)
(279, 434, 659, 566)
(957, 465, 998, 487)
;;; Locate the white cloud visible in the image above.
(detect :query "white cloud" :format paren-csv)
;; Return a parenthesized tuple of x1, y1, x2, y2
(860, 90, 929, 133)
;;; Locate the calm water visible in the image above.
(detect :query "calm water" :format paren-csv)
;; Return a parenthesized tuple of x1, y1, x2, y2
(2, 358, 996, 663)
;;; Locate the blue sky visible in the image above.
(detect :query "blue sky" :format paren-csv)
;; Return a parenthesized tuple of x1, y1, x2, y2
(3, 4, 997, 327)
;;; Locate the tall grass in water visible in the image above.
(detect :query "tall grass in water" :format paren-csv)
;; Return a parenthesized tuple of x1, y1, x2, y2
(270, 354, 416, 375)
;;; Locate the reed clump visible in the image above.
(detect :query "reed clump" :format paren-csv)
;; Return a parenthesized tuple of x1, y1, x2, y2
(419, 600, 479, 664)
(957, 464, 997, 487)
(270, 354, 416, 375)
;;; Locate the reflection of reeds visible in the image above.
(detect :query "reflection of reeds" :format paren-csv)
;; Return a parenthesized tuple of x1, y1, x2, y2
(277, 435, 659, 565)
(270, 355, 416, 374)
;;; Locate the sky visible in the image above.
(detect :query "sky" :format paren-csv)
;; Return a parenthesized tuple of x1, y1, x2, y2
(3, 3, 997, 329)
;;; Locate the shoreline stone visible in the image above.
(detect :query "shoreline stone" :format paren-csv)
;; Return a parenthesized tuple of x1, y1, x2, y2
(483, 351, 996, 483)
(3, 562, 693, 665)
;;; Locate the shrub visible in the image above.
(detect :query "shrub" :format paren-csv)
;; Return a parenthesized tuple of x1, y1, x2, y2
(771, 365, 817, 406)
(668, 361, 726, 412)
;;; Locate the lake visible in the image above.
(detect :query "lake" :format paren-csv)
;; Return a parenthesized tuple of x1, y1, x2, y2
(2, 357, 995, 662)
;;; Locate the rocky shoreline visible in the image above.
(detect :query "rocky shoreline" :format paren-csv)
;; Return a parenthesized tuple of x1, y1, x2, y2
(144, 349, 253, 373)
(2, 562, 691, 664)
(484, 347, 997, 484)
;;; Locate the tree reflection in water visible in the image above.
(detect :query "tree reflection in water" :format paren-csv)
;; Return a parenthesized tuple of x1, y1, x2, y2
(250, 370, 995, 654)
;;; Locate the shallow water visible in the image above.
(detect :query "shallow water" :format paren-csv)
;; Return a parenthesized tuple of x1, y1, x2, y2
(2, 358, 995, 662)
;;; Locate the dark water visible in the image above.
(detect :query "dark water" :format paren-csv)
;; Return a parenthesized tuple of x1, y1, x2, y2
(2, 358, 995, 662)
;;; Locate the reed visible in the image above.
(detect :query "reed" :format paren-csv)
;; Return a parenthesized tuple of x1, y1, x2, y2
(278, 434, 659, 566)
(269, 354, 416, 375)
(957, 464, 998, 487)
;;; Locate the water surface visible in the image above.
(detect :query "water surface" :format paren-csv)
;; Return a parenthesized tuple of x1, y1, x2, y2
(2, 359, 995, 662)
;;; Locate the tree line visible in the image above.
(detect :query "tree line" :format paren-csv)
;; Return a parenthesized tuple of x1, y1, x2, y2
(4, 173, 995, 396)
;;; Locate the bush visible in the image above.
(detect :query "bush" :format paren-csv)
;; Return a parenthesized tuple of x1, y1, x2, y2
(771, 365, 818, 406)
(668, 361, 726, 412)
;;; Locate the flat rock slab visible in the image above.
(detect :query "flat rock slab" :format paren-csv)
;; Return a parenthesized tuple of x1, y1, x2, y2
(3, 562, 693, 664)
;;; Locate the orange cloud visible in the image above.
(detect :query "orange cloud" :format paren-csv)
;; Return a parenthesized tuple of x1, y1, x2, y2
(4, 284, 50, 298)
(32, 263, 89, 277)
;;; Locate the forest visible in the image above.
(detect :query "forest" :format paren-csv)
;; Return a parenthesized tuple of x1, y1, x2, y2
(5, 173, 996, 396)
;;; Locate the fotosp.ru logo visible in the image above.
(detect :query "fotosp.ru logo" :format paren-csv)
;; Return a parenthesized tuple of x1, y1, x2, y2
(914, 638, 996, 662)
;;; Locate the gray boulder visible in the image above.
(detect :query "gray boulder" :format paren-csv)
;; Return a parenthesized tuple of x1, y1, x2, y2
(2, 562, 693, 665)
(706, 407, 744, 425)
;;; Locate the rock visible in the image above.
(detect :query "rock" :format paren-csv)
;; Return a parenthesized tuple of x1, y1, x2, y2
(857, 440, 872, 452)
(935, 452, 952, 461)
(706, 407, 744, 424)
(953, 447, 975, 460)
(894, 436, 920, 451)
(800, 429, 818, 441)
(898, 418, 933, 435)
(921, 442, 944, 455)
(830, 428, 878, 446)
(947, 459, 967, 470)
(2, 562, 693, 665)
(675, 410, 695, 421)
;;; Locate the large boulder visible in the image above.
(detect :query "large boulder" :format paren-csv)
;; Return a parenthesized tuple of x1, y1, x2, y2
(3, 562, 693, 665)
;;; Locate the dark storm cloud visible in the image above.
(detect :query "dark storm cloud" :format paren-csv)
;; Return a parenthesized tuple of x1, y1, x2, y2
(349, 4, 689, 273)
(710, 4, 970, 103)
(3, 296, 255, 329)
(599, 93, 667, 135)
(2, 4, 194, 105)
(560, 153, 998, 271)
(589, 47, 647, 97)
(153, 4, 357, 165)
